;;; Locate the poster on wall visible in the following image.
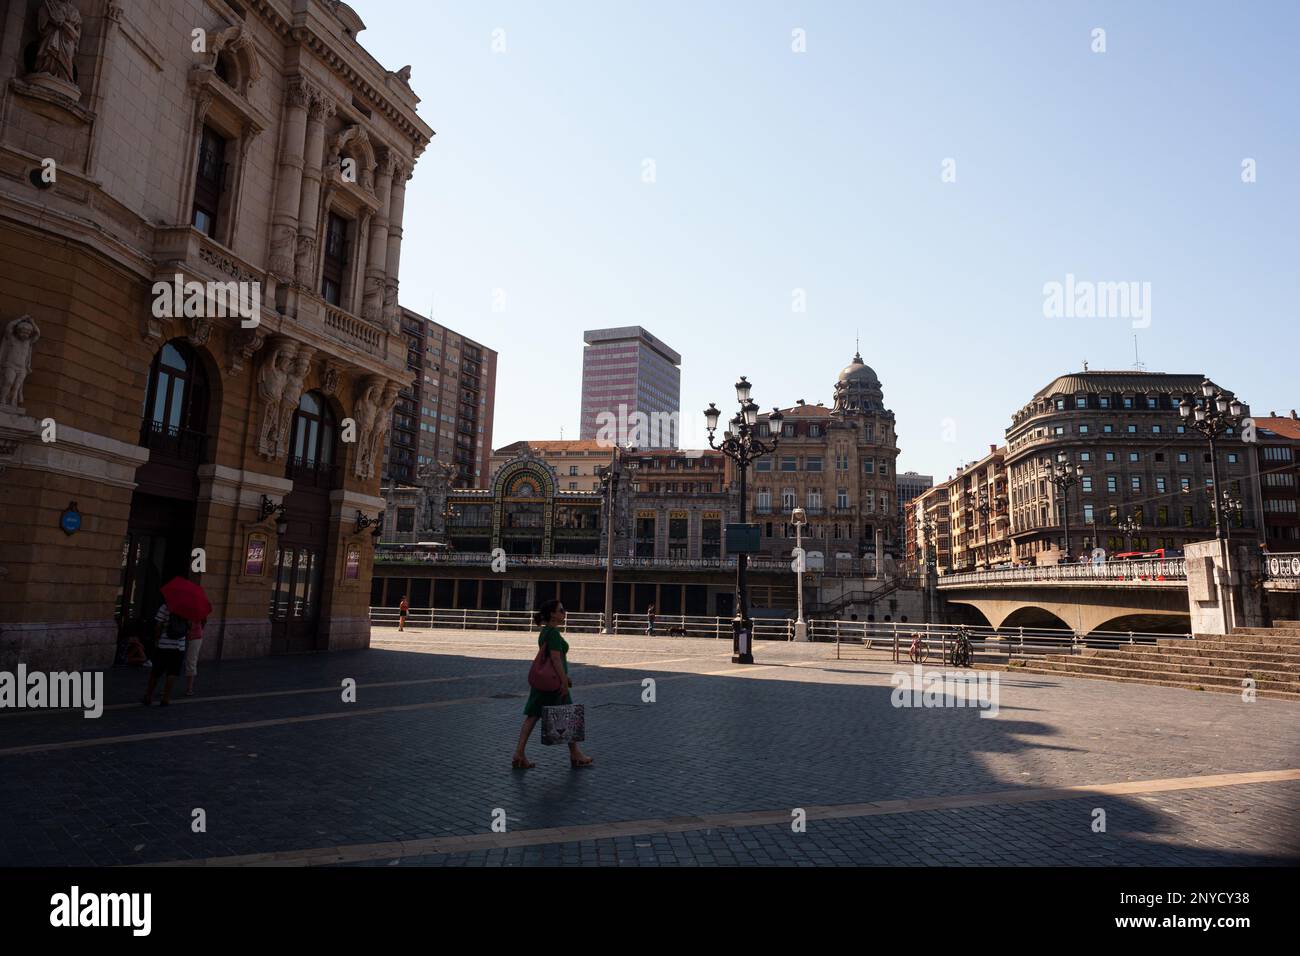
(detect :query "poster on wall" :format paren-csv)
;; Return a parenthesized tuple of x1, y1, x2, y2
(345, 544, 361, 580)
(245, 534, 267, 576)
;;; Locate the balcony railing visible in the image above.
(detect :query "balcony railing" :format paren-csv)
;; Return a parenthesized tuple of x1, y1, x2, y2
(285, 457, 338, 489)
(1265, 553, 1300, 582)
(140, 421, 208, 463)
(324, 304, 384, 356)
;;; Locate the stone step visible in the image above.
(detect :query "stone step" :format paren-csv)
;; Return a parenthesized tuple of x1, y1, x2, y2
(1230, 626, 1300, 638)
(1107, 647, 1300, 670)
(1068, 650, 1300, 681)
(1180, 634, 1300, 648)
(1013, 663, 1300, 701)
(1022, 656, 1300, 692)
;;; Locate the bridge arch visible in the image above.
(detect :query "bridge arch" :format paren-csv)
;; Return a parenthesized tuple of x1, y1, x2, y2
(999, 606, 1072, 631)
(1092, 612, 1191, 635)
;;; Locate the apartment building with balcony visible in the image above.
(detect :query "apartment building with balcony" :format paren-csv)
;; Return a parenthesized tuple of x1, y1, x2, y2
(1004, 371, 1259, 563)
(0, 1, 432, 668)
(945, 445, 1010, 571)
(907, 483, 952, 573)
(382, 307, 496, 488)
(1254, 414, 1300, 547)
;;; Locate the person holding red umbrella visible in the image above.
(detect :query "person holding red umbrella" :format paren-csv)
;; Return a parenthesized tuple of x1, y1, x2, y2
(142, 576, 211, 707)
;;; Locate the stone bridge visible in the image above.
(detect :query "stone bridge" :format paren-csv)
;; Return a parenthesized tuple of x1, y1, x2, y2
(934, 560, 1192, 634)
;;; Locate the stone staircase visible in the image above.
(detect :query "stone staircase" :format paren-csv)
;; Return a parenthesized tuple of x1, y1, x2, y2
(1013, 621, 1300, 701)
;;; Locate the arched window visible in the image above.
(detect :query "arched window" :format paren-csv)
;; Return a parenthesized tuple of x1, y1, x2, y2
(141, 340, 209, 460)
(287, 391, 337, 474)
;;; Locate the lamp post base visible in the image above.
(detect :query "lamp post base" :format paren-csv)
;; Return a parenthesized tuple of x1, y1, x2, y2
(731, 617, 754, 664)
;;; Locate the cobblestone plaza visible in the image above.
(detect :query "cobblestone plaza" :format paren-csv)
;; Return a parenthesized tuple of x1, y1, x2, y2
(2, 630, 1295, 867)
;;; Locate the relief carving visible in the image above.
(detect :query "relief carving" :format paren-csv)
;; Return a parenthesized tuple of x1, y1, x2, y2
(226, 327, 267, 375)
(187, 316, 214, 347)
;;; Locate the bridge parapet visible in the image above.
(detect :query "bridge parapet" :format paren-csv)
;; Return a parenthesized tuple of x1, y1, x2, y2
(937, 559, 1186, 589)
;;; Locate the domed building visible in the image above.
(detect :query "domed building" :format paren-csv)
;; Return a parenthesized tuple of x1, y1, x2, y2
(750, 351, 902, 569)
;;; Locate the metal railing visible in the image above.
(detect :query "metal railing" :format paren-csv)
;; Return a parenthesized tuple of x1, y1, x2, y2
(373, 551, 792, 571)
(1265, 553, 1300, 581)
(367, 608, 1190, 663)
(368, 607, 794, 640)
(937, 558, 1187, 586)
(813, 620, 1193, 663)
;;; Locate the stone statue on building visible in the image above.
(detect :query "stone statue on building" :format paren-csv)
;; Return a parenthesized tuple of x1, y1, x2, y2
(276, 346, 315, 458)
(352, 379, 383, 479)
(256, 342, 294, 458)
(33, 0, 82, 84)
(0, 315, 40, 409)
(366, 381, 400, 477)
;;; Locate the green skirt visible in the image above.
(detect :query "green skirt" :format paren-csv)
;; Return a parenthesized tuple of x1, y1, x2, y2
(524, 687, 572, 717)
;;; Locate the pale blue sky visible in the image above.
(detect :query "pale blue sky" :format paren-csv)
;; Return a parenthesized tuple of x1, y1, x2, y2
(359, 1, 1298, 480)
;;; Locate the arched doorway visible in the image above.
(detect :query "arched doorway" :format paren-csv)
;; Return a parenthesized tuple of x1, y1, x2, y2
(116, 340, 213, 655)
(270, 391, 337, 653)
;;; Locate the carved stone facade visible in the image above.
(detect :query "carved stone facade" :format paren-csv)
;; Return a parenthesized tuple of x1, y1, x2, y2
(0, 0, 433, 670)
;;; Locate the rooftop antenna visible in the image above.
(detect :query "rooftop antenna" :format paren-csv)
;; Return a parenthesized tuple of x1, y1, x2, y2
(1131, 334, 1146, 372)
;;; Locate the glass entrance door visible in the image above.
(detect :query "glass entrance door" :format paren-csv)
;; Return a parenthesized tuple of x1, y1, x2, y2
(269, 546, 323, 654)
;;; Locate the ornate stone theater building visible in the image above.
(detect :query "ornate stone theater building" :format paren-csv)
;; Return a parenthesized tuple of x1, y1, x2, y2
(0, 1, 433, 669)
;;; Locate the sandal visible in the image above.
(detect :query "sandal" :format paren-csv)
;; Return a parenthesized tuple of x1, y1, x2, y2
(511, 756, 536, 770)
(570, 756, 594, 769)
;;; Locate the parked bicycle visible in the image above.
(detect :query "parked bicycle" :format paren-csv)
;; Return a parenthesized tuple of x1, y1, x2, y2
(949, 626, 974, 668)
(908, 631, 929, 664)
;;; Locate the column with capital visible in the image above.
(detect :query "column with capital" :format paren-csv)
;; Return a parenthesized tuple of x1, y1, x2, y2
(361, 156, 395, 324)
(295, 91, 336, 287)
(268, 78, 313, 293)
(382, 158, 409, 330)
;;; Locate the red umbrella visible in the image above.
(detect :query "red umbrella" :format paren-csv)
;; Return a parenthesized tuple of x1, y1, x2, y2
(161, 577, 212, 622)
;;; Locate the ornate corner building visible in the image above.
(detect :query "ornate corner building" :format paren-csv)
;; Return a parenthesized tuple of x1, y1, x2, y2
(750, 352, 902, 562)
(0, 0, 433, 670)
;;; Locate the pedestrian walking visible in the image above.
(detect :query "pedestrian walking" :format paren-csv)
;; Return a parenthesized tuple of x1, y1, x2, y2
(142, 602, 187, 706)
(645, 603, 656, 636)
(511, 600, 593, 770)
(398, 594, 409, 631)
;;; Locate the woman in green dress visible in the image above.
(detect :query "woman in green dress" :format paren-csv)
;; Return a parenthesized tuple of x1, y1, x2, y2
(512, 600, 594, 769)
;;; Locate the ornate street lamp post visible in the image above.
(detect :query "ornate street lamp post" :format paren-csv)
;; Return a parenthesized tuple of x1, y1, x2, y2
(1042, 456, 1084, 562)
(792, 506, 808, 641)
(1118, 514, 1142, 553)
(967, 489, 1003, 569)
(705, 377, 783, 664)
(916, 510, 938, 622)
(1180, 381, 1246, 545)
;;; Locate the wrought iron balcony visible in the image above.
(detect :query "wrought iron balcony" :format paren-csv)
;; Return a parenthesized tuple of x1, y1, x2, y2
(140, 421, 208, 463)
